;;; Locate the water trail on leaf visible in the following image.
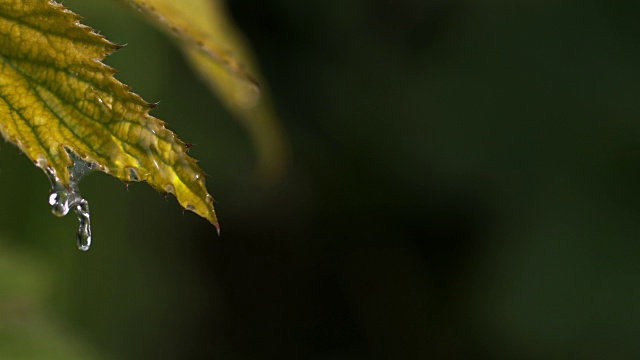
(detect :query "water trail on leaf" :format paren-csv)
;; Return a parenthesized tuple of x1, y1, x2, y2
(45, 151, 96, 251)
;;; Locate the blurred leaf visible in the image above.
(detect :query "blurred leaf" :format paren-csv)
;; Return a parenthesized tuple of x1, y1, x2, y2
(0, 0, 218, 228)
(122, 0, 289, 180)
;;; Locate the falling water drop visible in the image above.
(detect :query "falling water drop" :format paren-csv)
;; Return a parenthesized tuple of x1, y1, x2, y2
(43, 150, 97, 251)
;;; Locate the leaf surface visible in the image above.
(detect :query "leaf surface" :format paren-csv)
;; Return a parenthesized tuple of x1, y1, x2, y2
(0, 0, 218, 229)
(122, 0, 289, 180)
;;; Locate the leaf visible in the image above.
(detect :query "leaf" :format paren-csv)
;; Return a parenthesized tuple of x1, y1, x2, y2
(0, 0, 218, 230)
(121, 0, 289, 181)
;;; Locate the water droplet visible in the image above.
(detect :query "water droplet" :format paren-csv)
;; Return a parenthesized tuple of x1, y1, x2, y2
(75, 200, 91, 251)
(36, 155, 48, 169)
(49, 191, 70, 216)
(185, 204, 195, 211)
(45, 151, 97, 251)
(128, 168, 139, 181)
(96, 96, 113, 111)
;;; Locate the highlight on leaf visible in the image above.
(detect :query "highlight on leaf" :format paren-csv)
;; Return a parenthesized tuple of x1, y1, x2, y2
(0, 0, 218, 249)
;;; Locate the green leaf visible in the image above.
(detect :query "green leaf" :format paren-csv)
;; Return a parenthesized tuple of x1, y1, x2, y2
(121, 0, 289, 180)
(0, 0, 218, 229)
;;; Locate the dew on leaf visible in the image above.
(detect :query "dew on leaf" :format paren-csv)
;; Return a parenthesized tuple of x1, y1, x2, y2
(128, 168, 140, 181)
(43, 151, 96, 251)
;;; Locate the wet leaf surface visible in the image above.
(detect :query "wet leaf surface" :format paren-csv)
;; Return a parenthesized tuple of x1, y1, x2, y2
(0, 0, 218, 229)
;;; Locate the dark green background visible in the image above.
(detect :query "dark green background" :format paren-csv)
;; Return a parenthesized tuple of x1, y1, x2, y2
(0, 0, 639, 358)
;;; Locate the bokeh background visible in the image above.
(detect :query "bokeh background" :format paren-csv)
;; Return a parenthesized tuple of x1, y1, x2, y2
(1, 0, 639, 358)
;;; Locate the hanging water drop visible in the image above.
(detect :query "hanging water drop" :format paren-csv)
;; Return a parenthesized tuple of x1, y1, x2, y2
(43, 150, 97, 251)
(49, 190, 70, 216)
(75, 199, 91, 251)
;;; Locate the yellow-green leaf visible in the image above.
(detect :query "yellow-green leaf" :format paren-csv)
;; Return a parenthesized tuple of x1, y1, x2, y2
(0, 0, 218, 229)
(121, 0, 289, 181)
